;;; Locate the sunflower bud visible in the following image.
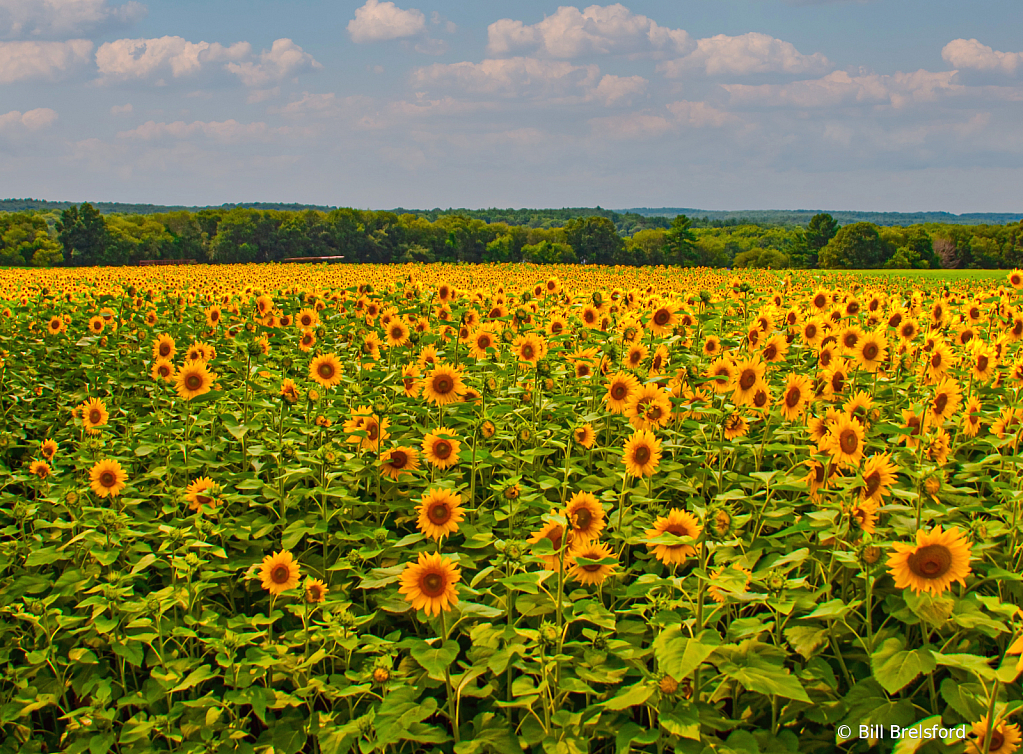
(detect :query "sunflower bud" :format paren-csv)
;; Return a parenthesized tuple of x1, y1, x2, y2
(658, 674, 679, 695)
(860, 545, 882, 565)
(538, 621, 559, 648)
(766, 571, 786, 594)
(372, 667, 390, 684)
(503, 484, 521, 500)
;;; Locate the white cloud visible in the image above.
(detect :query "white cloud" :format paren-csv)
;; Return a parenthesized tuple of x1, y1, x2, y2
(348, 0, 425, 43)
(487, 4, 693, 59)
(269, 91, 342, 117)
(225, 39, 321, 87)
(0, 0, 145, 40)
(246, 86, 279, 104)
(942, 39, 1021, 75)
(722, 69, 961, 109)
(96, 36, 250, 81)
(590, 99, 736, 139)
(116, 118, 310, 143)
(591, 73, 645, 105)
(0, 107, 58, 131)
(657, 32, 831, 77)
(411, 57, 600, 98)
(94, 36, 319, 87)
(0, 39, 91, 82)
(110, 102, 132, 114)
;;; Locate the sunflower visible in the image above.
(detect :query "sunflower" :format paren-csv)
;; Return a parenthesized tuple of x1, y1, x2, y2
(897, 318, 919, 342)
(818, 344, 837, 370)
(259, 550, 301, 596)
(89, 459, 127, 498)
(648, 301, 678, 336)
(625, 343, 648, 370)
(778, 374, 812, 421)
(80, 397, 109, 434)
(604, 371, 640, 414)
(567, 541, 618, 585)
(804, 458, 838, 501)
(820, 363, 849, 399)
(887, 526, 972, 596)
(925, 341, 955, 381)
(88, 316, 104, 334)
(29, 460, 51, 480)
(298, 329, 316, 352)
(150, 358, 175, 382)
(622, 430, 662, 478)
(821, 415, 865, 467)
(343, 407, 390, 452)
(566, 491, 605, 542)
(279, 378, 301, 404)
(309, 353, 343, 389)
(929, 377, 962, 423)
(528, 514, 572, 570)
(760, 334, 788, 363)
(385, 319, 410, 348)
(468, 326, 499, 359)
(41, 439, 57, 460)
(624, 383, 673, 430)
(849, 501, 878, 536)
(513, 333, 546, 366)
(962, 396, 983, 437)
(422, 364, 465, 406)
(46, 316, 66, 335)
(573, 423, 595, 449)
(859, 453, 898, 504)
(401, 364, 421, 398)
(304, 578, 328, 604)
(842, 391, 874, 425)
(646, 509, 702, 565)
(702, 335, 721, 356)
(417, 488, 465, 541)
(731, 355, 766, 406)
(422, 429, 461, 470)
(925, 428, 952, 466)
(969, 341, 997, 383)
(175, 360, 216, 400)
(722, 412, 749, 440)
(800, 317, 825, 347)
(204, 306, 222, 328)
(900, 409, 927, 448)
(839, 325, 863, 354)
(855, 331, 888, 372)
(706, 357, 736, 394)
(380, 446, 420, 480)
(399, 551, 460, 616)
(296, 307, 319, 329)
(967, 718, 1022, 754)
(185, 476, 219, 512)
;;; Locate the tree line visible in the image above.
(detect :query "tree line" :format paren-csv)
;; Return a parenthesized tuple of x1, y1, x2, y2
(1, 203, 1021, 269)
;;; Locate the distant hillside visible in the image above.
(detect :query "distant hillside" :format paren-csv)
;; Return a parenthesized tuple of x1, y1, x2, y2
(3, 198, 1021, 228)
(622, 208, 1023, 227)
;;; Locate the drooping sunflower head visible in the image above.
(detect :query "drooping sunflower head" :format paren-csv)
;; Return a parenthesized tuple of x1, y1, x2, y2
(573, 423, 595, 449)
(304, 578, 328, 604)
(29, 460, 51, 480)
(967, 717, 1022, 754)
(185, 476, 219, 512)
(41, 439, 58, 460)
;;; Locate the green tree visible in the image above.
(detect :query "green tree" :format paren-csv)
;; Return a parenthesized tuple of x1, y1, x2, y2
(819, 222, 893, 269)
(564, 217, 624, 265)
(802, 213, 839, 268)
(55, 203, 109, 266)
(0, 213, 63, 266)
(664, 215, 697, 266)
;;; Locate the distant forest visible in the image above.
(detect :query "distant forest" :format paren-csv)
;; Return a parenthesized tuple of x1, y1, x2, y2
(2, 199, 1022, 270)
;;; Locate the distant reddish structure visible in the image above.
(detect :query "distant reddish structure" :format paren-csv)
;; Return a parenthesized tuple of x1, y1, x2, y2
(139, 259, 197, 266)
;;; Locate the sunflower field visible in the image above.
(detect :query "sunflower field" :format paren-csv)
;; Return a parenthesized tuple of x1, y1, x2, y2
(1, 263, 1023, 754)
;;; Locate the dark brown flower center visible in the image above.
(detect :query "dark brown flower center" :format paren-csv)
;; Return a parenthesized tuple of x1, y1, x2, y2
(272, 565, 291, 584)
(101, 471, 116, 486)
(433, 440, 452, 459)
(763, 345, 777, 361)
(428, 503, 450, 524)
(864, 472, 881, 496)
(434, 376, 453, 394)
(185, 374, 203, 391)
(814, 295, 826, 308)
(88, 409, 102, 424)
(934, 394, 948, 414)
(907, 544, 951, 579)
(654, 309, 670, 325)
(785, 387, 801, 408)
(739, 370, 756, 390)
(522, 345, 535, 359)
(611, 384, 628, 400)
(843, 333, 858, 349)
(318, 363, 335, 379)
(831, 373, 845, 392)
(931, 353, 942, 369)
(574, 508, 592, 530)
(633, 446, 651, 465)
(863, 343, 878, 361)
(389, 450, 408, 468)
(840, 428, 858, 454)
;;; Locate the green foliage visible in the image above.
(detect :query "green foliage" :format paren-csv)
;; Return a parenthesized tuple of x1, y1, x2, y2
(819, 222, 895, 269)
(0, 213, 62, 266)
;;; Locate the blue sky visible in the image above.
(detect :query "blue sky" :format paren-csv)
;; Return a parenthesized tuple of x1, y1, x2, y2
(1, 0, 1021, 211)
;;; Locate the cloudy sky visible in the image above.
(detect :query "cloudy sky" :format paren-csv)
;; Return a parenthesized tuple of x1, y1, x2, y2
(1, 0, 1021, 211)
